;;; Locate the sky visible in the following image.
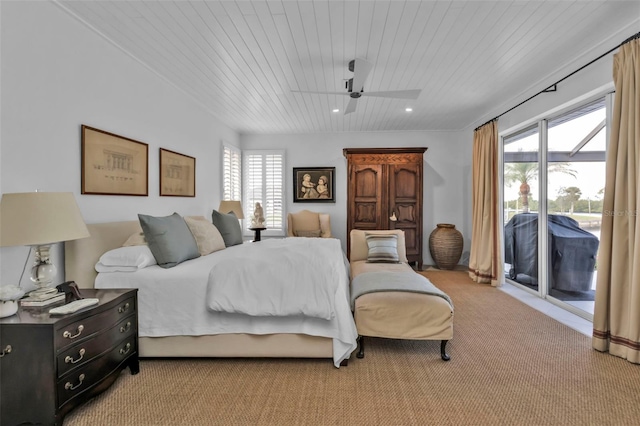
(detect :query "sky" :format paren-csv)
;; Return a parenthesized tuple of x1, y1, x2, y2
(504, 107, 606, 202)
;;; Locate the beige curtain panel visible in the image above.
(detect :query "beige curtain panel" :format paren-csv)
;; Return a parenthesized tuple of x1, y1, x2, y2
(469, 120, 503, 286)
(592, 36, 640, 364)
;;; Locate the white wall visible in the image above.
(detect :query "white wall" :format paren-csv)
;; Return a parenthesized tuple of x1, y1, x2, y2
(498, 57, 615, 134)
(241, 131, 472, 266)
(0, 1, 239, 289)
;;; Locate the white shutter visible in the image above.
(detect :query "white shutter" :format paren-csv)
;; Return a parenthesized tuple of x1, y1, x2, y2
(243, 150, 285, 235)
(222, 143, 241, 201)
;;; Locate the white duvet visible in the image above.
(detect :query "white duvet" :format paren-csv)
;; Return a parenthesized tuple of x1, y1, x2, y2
(206, 238, 341, 320)
(95, 238, 357, 367)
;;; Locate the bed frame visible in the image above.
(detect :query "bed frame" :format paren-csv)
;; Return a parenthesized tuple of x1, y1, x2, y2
(64, 220, 335, 361)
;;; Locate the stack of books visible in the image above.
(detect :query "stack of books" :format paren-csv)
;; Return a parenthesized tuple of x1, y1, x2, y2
(20, 291, 66, 307)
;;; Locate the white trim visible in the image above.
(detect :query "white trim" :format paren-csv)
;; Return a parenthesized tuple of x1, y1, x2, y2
(538, 120, 549, 299)
(221, 141, 242, 202)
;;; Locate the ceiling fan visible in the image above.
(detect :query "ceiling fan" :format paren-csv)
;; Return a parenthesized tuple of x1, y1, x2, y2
(292, 58, 422, 115)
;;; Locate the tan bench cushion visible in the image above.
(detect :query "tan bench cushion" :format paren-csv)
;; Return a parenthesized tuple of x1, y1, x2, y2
(354, 291, 453, 340)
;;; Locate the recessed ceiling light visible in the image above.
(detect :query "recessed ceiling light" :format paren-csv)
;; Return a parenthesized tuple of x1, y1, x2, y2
(332, 108, 340, 113)
(405, 107, 413, 113)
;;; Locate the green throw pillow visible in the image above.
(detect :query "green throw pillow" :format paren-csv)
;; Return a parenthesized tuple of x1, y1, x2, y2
(138, 212, 200, 268)
(211, 210, 243, 247)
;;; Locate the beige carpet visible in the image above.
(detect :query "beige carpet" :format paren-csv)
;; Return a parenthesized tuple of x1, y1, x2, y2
(65, 271, 640, 426)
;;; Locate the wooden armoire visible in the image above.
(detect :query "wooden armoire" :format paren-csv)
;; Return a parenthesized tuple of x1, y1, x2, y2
(344, 147, 427, 269)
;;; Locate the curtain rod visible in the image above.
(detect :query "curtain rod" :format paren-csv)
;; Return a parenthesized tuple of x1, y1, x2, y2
(474, 30, 640, 132)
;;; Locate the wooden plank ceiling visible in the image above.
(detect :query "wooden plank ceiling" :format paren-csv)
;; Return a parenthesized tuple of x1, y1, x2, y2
(56, 1, 640, 134)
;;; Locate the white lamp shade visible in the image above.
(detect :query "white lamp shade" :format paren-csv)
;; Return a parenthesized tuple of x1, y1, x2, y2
(0, 192, 90, 247)
(218, 200, 244, 219)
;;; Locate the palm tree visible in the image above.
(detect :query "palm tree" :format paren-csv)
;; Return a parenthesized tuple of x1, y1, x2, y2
(504, 162, 537, 212)
(559, 186, 582, 215)
(504, 161, 576, 213)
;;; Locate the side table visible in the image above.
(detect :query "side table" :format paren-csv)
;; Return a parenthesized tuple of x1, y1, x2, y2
(249, 227, 267, 241)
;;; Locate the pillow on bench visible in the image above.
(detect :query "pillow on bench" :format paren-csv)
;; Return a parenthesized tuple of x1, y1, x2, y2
(350, 229, 408, 263)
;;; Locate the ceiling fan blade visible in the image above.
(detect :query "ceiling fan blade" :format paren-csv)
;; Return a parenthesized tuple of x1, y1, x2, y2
(291, 90, 350, 96)
(360, 89, 422, 99)
(351, 58, 373, 92)
(344, 98, 358, 115)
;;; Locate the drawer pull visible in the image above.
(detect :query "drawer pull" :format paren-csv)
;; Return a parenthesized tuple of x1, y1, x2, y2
(120, 343, 131, 355)
(118, 302, 130, 313)
(65, 348, 86, 364)
(120, 321, 131, 333)
(0, 345, 11, 357)
(65, 373, 86, 391)
(63, 325, 84, 339)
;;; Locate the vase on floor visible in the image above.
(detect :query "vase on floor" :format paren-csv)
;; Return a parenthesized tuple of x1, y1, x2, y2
(429, 223, 463, 270)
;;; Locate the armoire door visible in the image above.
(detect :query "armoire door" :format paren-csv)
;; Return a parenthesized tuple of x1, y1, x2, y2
(349, 163, 385, 230)
(389, 162, 422, 264)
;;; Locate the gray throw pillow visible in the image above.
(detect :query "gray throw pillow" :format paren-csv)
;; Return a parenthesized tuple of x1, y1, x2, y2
(365, 233, 400, 263)
(138, 212, 200, 268)
(211, 210, 243, 247)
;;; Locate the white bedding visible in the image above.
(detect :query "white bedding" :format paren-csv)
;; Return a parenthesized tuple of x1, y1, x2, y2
(95, 238, 358, 367)
(206, 239, 341, 320)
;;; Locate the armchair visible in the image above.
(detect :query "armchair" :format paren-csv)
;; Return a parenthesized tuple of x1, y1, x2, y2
(287, 210, 332, 238)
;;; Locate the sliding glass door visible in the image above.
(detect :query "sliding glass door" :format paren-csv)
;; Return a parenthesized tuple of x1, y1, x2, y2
(545, 99, 606, 315)
(503, 96, 609, 319)
(504, 126, 540, 292)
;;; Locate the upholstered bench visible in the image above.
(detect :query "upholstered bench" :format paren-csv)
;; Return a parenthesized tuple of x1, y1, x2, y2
(349, 230, 454, 361)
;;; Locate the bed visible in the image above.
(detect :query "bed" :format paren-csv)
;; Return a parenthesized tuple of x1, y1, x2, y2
(64, 219, 358, 367)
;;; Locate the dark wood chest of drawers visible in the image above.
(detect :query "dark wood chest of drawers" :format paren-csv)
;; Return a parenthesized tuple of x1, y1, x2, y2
(0, 289, 139, 426)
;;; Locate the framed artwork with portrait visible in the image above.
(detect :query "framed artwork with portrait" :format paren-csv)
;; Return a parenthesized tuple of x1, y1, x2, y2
(293, 167, 335, 203)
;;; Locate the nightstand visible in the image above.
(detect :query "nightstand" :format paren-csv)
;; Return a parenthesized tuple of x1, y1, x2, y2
(0, 289, 138, 426)
(249, 226, 267, 241)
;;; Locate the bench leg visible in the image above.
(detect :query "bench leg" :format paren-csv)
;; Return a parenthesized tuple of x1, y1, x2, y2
(356, 336, 365, 359)
(440, 340, 451, 361)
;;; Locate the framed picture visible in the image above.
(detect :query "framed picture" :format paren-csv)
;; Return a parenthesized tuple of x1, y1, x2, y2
(159, 148, 196, 197)
(81, 125, 149, 196)
(293, 167, 335, 203)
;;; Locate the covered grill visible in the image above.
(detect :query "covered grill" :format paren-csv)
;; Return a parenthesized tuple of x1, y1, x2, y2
(504, 213, 599, 292)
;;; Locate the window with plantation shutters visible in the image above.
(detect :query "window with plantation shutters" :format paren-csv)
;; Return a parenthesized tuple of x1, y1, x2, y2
(222, 143, 241, 202)
(243, 150, 285, 236)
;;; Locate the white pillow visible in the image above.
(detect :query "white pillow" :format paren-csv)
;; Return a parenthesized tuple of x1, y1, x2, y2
(95, 263, 139, 273)
(95, 245, 157, 273)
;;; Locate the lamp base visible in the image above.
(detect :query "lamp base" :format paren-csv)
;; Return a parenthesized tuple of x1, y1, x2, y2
(30, 244, 57, 298)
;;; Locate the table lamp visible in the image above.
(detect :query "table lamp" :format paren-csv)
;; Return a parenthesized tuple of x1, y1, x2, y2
(218, 200, 244, 219)
(0, 192, 90, 296)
